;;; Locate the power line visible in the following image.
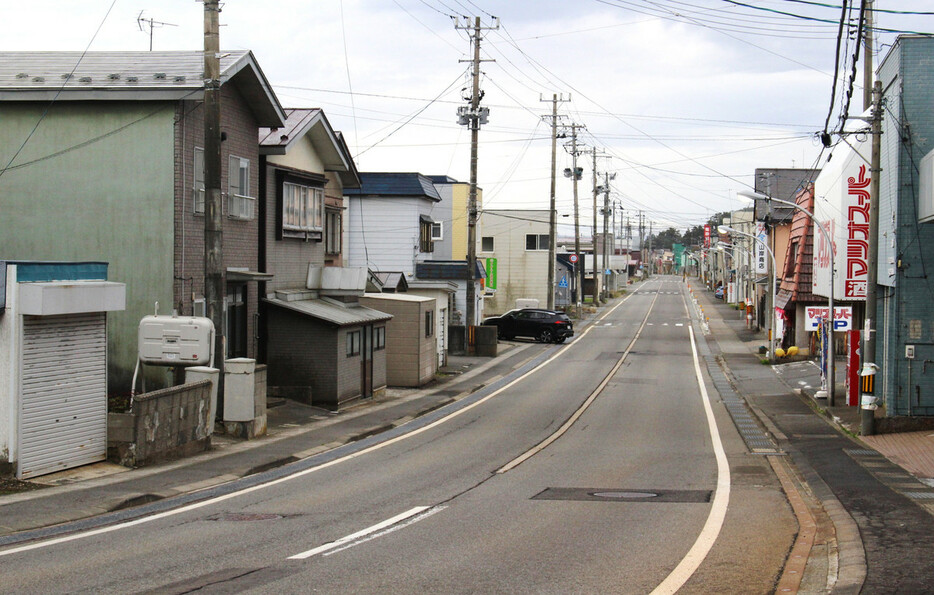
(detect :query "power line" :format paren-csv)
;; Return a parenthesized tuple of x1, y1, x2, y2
(0, 0, 119, 181)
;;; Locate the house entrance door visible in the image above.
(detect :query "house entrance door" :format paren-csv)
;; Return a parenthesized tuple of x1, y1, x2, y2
(360, 324, 373, 398)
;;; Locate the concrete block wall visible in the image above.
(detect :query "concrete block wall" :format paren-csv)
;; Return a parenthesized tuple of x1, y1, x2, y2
(108, 379, 212, 467)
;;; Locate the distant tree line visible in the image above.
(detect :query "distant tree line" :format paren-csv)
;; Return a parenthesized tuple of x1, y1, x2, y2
(645, 212, 730, 250)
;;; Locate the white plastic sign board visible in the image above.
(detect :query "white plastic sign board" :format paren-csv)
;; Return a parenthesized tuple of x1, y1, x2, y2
(804, 305, 853, 331)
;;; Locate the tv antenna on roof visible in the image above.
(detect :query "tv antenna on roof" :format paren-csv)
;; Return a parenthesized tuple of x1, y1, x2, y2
(137, 11, 178, 51)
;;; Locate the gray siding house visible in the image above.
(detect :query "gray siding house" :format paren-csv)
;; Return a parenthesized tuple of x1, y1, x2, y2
(258, 109, 392, 409)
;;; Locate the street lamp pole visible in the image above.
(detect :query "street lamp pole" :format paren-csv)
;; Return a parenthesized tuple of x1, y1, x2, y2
(739, 190, 836, 405)
(720, 226, 777, 364)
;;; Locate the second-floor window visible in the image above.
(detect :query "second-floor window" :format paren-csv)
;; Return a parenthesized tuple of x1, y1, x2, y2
(481, 236, 494, 252)
(283, 182, 324, 233)
(787, 240, 799, 279)
(420, 217, 435, 253)
(228, 156, 255, 220)
(193, 148, 205, 214)
(526, 234, 549, 251)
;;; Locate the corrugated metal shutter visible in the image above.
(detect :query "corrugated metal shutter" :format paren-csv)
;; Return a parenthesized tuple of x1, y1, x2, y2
(19, 313, 108, 479)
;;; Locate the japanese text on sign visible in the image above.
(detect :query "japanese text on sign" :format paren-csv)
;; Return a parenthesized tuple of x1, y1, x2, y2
(805, 305, 852, 331)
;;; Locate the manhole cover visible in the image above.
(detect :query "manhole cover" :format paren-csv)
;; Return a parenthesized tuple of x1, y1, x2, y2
(208, 513, 283, 522)
(533, 488, 711, 503)
(592, 491, 658, 499)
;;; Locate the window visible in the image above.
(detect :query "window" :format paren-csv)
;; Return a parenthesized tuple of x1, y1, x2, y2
(425, 310, 433, 338)
(228, 156, 255, 220)
(193, 148, 205, 214)
(526, 234, 550, 251)
(283, 182, 324, 232)
(787, 240, 799, 279)
(375, 326, 386, 350)
(420, 218, 435, 253)
(430, 222, 443, 241)
(346, 330, 361, 357)
(481, 236, 494, 252)
(326, 208, 342, 255)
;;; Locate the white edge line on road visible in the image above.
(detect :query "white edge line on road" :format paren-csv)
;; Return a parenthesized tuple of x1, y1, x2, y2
(0, 292, 640, 558)
(289, 506, 435, 560)
(649, 323, 731, 595)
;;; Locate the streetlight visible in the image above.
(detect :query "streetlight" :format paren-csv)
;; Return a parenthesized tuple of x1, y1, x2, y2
(739, 189, 837, 405)
(719, 226, 777, 364)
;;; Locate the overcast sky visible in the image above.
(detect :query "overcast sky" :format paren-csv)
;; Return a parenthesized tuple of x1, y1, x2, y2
(3, 1, 931, 235)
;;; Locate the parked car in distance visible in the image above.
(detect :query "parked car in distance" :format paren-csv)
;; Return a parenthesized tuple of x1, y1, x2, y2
(714, 286, 724, 299)
(482, 308, 574, 343)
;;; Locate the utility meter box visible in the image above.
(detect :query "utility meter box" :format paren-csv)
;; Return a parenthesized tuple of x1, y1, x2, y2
(138, 315, 214, 366)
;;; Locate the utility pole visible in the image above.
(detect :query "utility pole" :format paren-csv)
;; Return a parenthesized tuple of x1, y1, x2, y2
(639, 211, 645, 277)
(649, 219, 655, 277)
(455, 16, 497, 343)
(601, 172, 612, 300)
(626, 216, 632, 282)
(541, 93, 569, 310)
(203, 0, 225, 418)
(863, 0, 874, 111)
(861, 78, 883, 435)
(591, 148, 600, 305)
(562, 123, 585, 317)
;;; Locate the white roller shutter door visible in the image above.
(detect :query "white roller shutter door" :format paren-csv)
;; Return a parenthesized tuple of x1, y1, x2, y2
(19, 313, 108, 479)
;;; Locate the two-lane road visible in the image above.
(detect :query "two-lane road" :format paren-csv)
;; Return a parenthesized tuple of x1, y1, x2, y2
(1, 277, 796, 594)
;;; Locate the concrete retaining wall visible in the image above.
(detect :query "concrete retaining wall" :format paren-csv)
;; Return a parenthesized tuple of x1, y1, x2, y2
(108, 379, 213, 467)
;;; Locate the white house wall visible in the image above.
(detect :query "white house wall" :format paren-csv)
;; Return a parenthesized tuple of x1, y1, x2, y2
(347, 196, 445, 276)
(480, 210, 550, 314)
(347, 197, 419, 273)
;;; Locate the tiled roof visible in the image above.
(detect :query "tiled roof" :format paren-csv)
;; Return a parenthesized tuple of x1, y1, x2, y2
(778, 184, 821, 306)
(343, 172, 441, 202)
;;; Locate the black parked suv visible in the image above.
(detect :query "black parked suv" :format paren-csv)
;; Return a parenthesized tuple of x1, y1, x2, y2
(482, 308, 574, 344)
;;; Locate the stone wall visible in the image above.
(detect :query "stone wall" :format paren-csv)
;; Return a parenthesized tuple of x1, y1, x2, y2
(108, 379, 213, 467)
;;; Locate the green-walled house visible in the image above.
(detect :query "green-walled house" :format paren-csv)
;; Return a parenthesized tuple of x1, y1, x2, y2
(0, 51, 286, 393)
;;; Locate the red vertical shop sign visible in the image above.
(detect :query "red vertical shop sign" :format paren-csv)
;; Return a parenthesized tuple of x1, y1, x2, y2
(846, 329, 860, 406)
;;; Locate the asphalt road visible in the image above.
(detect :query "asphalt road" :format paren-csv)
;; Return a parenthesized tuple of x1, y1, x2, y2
(0, 277, 797, 594)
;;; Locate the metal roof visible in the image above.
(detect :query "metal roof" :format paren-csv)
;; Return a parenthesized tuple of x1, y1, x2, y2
(343, 172, 441, 202)
(264, 296, 392, 327)
(415, 260, 486, 280)
(259, 108, 360, 187)
(0, 50, 285, 127)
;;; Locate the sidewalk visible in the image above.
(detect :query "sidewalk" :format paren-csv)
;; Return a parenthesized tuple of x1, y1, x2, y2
(692, 280, 934, 593)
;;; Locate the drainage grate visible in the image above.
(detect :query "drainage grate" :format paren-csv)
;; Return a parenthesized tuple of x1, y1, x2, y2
(533, 487, 712, 503)
(904, 492, 934, 500)
(844, 449, 880, 457)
